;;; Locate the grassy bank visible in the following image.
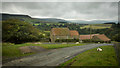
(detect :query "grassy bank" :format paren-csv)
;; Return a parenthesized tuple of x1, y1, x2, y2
(60, 46, 118, 66)
(2, 43, 34, 59)
(2, 43, 85, 58)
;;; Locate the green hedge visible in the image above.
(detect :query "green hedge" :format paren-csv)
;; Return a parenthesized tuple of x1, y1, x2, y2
(55, 39, 79, 42)
(82, 39, 103, 43)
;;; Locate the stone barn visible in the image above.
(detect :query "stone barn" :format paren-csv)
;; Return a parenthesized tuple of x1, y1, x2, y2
(50, 28, 79, 42)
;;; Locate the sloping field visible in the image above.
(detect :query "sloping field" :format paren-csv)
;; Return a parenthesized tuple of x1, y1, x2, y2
(80, 24, 112, 29)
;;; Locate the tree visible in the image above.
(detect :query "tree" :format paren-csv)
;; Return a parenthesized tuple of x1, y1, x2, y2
(2, 19, 43, 43)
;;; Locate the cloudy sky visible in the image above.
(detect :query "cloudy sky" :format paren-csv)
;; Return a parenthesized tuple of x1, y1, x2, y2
(2, 2, 118, 21)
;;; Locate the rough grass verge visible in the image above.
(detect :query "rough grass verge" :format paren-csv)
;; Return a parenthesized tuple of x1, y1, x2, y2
(60, 45, 119, 67)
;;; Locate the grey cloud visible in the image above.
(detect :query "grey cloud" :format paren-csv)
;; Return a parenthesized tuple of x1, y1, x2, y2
(2, 0, 120, 2)
(2, 2, 118, 21)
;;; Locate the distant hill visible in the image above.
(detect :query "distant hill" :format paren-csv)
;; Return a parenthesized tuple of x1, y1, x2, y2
(1, 13, 31, 20)
(35, 18, 69, 23)
(1, 13, 70, 24)
(1, 13, 117, 24)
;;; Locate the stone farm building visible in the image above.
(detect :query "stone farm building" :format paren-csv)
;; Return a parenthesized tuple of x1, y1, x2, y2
(50, 28, 111, 43)
(80, 34, 111, 42)
(50, 28, 79, 42)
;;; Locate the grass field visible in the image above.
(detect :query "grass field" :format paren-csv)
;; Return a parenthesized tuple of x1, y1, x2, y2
(80, 24, 112, 29)
(2, 43, 85, 58)
(60, 46, 118, 66)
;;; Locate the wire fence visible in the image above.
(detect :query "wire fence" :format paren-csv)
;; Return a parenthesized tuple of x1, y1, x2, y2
(114, 43, 120, 66)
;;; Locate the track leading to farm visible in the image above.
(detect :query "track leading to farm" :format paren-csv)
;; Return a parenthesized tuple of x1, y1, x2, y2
(3, 44, 113, 66)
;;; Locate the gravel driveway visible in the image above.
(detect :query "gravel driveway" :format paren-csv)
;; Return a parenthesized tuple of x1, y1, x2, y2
(3, 43, 113, 66)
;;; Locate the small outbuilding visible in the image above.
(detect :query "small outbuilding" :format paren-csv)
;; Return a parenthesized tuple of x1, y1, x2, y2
(92, 34, 111, 43)
(80, 34, 111, 43)
(80, 34, 99, 40)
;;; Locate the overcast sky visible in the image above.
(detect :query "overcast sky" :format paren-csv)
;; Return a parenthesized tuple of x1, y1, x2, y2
(2, 2, 118, 21)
